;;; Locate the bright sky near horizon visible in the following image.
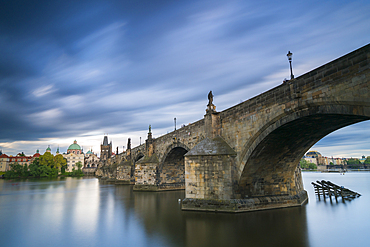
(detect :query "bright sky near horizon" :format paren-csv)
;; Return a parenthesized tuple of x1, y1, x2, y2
(0, 0, 370, 158)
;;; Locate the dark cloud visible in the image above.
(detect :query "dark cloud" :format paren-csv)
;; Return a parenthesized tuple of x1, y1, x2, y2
(1, 0, 370, 156)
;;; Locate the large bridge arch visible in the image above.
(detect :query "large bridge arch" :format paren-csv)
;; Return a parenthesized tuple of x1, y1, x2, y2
(158, 142, 190, 189)
(238, 102, 370, 198)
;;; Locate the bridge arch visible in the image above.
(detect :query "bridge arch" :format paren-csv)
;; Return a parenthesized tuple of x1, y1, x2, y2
(158, 142, 190, 188)
(238, 102, 370, 198)
(134, 152, 145, 163)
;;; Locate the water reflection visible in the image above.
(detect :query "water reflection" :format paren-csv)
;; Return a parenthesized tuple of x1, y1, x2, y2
(2, 173, 369, 247)
(114, 185, 309, 247)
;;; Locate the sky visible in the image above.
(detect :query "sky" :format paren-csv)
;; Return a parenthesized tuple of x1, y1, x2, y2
(0, 0, 370, 158)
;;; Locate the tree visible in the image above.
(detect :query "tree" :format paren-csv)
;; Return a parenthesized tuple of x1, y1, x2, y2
(346, 158, 361, 165)
(29, 159, 41, 177)
(4, 162, 29, 178)
(300, 159, 309, 169)
(308, 163, 317, 170)
(39, 152, 56, 168)
(364, 156, 370, 165)
(300, 159, 317, 170)
(54, 154, 66, 170)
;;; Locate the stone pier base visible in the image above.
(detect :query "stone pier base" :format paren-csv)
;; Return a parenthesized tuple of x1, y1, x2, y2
(115, 179, 134, 185)
(181, 190, 308, 213)
(133, 183, 185, 192)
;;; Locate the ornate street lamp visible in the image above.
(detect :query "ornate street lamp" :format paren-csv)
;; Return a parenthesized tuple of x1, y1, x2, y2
(287, 51, 294, 80)
(174, 117, 177, 131)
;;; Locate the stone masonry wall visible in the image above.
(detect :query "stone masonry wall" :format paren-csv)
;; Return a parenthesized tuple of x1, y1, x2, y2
(135, 163, 157, 185)
(185, 155, 234, 200)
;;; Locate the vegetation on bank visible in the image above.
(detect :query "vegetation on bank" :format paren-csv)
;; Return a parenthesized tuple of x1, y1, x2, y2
(3, 153, 83, 179)
(299, 159, 317, 170)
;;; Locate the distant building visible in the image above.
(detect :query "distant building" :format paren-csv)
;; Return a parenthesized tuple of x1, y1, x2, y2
(303, 150, 321, 165)
(359, 155, 367, 163)
(84, 149, 99, 168)
(0, 154, 9, 172)
(62, 140, 84, 172)
(33, 149, 41, 159)
(0, 150, 41, 172)
(100, 135, 112, 162)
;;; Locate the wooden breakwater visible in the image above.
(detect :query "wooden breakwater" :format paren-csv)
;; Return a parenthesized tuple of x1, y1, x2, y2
(311, 180, 361, 202)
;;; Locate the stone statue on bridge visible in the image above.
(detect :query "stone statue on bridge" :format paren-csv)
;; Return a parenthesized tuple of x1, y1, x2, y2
(207, 91, 216, 113)
(208, 91, 213, 106)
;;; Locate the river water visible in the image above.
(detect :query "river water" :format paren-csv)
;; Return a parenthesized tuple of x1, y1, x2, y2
(0, 172, 369, 247)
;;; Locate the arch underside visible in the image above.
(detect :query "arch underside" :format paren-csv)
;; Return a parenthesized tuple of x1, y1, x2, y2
(239, 112, 370, 198)
(135, 153, 144, 162)
(159, 147, 188, 187)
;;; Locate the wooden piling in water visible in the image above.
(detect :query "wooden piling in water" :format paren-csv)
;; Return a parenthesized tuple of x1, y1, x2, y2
(311, 180, 361, 202)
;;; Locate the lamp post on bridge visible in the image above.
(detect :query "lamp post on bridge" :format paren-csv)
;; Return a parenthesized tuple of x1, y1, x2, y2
(174, 117, 177, 131)
(287, 51, 294, 80)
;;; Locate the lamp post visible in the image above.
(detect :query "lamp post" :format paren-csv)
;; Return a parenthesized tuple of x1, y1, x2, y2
(287, 51, 294, 80)
(174, 118, 177, 131)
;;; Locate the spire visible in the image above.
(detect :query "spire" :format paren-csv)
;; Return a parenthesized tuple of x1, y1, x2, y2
(56, 146, 60, 154)
(103, 136, 109, 146)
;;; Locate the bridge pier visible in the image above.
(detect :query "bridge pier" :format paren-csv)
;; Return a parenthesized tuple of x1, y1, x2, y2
(181, 191, 308, 213)
(182, 135, 308, 212)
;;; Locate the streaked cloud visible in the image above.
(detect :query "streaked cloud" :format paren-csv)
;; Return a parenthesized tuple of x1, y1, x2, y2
(0, 0, 370, 157)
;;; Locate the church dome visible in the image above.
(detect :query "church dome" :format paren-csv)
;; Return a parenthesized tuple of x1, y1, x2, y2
(68, 140, 81, 150)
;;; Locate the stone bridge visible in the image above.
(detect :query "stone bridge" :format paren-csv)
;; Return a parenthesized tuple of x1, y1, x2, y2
(98, 43, 370, 212)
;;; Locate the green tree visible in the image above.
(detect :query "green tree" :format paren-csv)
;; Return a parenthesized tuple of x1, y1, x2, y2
(38, 165, 51, 177)
(364, 156, 370, 164)
(300, 159, 309, 169)
(300, 159, 317, 170)
(29, 159, 41, 177)
(21, 164, 29, 177)
(54, 154, 66, 170)
(4, 162, 29, 178)
(346, 158, 361, 165)
(308, 163, 317, 170)
(39, 152, 56, 168)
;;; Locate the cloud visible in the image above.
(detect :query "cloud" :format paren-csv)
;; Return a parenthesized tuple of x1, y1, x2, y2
(33, 84, 55, 97)
(1, 0, 370, 156)
(28, 108, 63, 127)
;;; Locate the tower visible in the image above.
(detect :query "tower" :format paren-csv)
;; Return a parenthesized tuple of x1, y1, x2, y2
(100, 135, 112, 161)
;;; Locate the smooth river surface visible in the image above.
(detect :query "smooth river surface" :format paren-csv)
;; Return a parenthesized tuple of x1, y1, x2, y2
(1, 172, 369, 247)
